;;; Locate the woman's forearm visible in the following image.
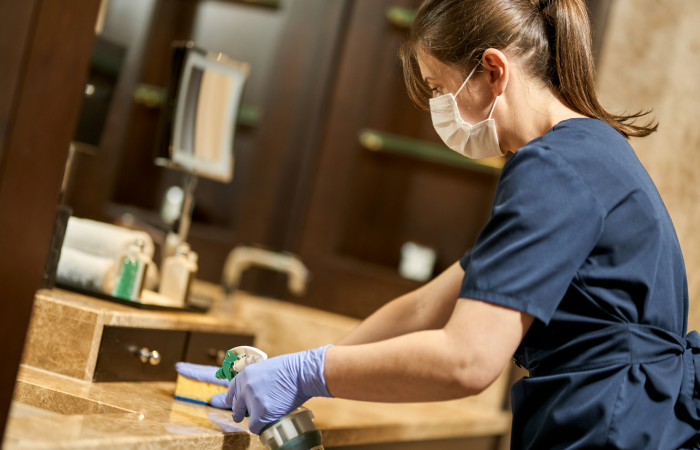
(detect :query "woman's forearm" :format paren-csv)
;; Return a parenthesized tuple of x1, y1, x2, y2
(327, 329, 475, 402)
(324, 298, 532, 403)
(335, 291, 426, 346)
(335, 262, 464, 346)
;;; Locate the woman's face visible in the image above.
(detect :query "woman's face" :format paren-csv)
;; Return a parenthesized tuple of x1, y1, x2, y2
(416, 50, 496, 126)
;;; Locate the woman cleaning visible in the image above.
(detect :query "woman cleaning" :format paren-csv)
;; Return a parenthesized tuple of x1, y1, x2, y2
(179, 0, 700, 447)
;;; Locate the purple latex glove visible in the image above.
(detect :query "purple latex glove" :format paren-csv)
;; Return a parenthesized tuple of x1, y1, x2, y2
(218, 345, 334, 434)
(174, 362, 231, 409)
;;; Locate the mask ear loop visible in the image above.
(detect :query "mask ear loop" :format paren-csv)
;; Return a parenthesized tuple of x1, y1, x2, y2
(487, 96, 499, 119)
(454, 64, 479, 98)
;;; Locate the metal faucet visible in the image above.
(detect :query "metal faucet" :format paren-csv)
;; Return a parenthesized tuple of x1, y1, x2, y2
(221, 246, 310, 296)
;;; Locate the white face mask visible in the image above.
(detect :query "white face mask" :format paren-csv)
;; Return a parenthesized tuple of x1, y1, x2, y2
(429, 65, 504, 159)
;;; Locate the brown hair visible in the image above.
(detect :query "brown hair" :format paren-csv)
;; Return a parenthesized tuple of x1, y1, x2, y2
(399, 0, 657, 139)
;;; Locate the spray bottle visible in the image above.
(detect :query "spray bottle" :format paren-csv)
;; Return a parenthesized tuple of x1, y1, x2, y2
(216, 346, 325, 450)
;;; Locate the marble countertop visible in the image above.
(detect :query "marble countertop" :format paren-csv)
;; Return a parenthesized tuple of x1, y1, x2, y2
(4, 365, 510, 450)
(31, 286, 257, 333)
(4, 284, 512, 449)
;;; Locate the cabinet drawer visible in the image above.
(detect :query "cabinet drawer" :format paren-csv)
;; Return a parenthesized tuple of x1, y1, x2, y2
(183, 332, 255, 366)
(94, 326, 187, 382)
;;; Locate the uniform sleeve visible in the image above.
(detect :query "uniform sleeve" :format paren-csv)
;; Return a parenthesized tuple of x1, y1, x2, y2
(459, 248, 472, 270)
(460, 147, 605, 325)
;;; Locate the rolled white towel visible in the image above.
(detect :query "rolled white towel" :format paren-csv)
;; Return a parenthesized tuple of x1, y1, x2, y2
(59, 217, 160, 294)
(56, 247, 115, 293)
(63, 217, 155, 260)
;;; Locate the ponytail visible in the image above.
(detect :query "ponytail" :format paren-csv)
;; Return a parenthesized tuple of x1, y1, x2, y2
(401, 0, 657, 140)
(546, 0, 657, 138)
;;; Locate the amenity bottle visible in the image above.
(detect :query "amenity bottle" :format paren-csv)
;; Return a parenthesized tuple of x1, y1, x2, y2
(112, 238, 147, 301)
(160, 243, 197, 306)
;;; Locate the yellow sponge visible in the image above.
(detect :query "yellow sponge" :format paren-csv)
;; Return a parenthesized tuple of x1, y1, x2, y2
(174, 374, 228, 405)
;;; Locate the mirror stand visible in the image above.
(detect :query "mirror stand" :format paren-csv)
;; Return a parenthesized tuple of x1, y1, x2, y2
(162, 172, 198, 264)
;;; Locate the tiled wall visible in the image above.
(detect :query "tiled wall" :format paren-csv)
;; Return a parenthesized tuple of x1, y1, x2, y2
(597, 0, 700, 331)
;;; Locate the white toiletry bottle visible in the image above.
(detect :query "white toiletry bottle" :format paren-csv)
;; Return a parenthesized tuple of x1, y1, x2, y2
(188, 250, 199, 275)
(160, 243, 196, 306)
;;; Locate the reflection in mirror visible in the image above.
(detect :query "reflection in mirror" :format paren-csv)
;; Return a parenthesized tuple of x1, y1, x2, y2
(156, 43, 250, 184)
(73, 36, 126, 149)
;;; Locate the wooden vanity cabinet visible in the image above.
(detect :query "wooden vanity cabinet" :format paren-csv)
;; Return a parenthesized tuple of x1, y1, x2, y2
(21, 290, 257, 383)
(93, 327, 187, 382)
(183, 331, 254, 367)
(93, 326, 255, 382)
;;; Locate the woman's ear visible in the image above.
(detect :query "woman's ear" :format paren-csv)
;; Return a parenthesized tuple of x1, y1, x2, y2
(481, 49, 509, 97)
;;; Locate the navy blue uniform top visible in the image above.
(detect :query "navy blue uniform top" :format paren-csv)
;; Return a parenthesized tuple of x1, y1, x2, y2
(459, 118, 700, 449)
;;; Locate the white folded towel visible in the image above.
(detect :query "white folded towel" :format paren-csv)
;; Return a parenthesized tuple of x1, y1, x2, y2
(57, 217, 159, 294)
(63, 217, 155, 260)
(56, 247, 114, 293)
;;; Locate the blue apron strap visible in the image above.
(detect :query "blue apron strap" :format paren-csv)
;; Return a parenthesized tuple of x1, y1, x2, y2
(679, 330, 700, 426)
(522, 323, 700, 428)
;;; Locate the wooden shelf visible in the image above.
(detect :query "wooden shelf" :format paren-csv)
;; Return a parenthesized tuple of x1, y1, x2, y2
(132, 83, 261, 127)
(358, 128, 505, 175)
(386, 6, 416, 29)
(230, 0, 281, 8)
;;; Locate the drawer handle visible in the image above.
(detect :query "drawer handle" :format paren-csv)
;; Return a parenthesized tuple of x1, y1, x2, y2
(134, 347, 161, 365)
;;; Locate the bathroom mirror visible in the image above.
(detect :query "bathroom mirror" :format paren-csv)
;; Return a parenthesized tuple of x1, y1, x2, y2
(155, 42, 250, 183)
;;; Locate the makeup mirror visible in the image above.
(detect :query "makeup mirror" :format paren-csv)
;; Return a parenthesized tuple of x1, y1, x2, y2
(155, 42, 250, 257)
(155, 42, 250, 184)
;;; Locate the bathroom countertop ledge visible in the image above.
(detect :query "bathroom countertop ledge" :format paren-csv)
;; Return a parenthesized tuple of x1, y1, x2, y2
(4, 365, 511, 450)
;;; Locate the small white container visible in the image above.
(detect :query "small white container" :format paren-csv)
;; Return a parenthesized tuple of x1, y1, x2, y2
(159, 243, 197, 306)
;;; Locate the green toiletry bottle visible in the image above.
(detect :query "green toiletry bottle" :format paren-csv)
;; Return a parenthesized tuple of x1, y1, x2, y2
(112, 238, 146, 301)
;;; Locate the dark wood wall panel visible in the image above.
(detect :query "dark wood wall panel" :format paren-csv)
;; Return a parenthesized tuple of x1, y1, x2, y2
(0, 3, 37, 163)
(0, 0, 100, 438)
(338, 155, 496, 273)
(293, 0, 499, 318)
(65, 0, 159, 221)
(234, 0, 351, 248)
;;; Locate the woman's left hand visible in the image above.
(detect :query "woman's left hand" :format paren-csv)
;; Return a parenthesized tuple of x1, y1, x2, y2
(219, 345, 333, 434)
(174, 362, 231, 409)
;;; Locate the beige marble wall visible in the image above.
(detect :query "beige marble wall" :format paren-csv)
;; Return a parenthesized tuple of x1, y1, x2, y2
(596, 0, 700, 331)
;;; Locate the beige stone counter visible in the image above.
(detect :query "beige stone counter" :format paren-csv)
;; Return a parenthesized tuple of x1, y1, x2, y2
(6, 365, 263, 450)
(5, 365, 510, 450)
(4, 283, 512, 449)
